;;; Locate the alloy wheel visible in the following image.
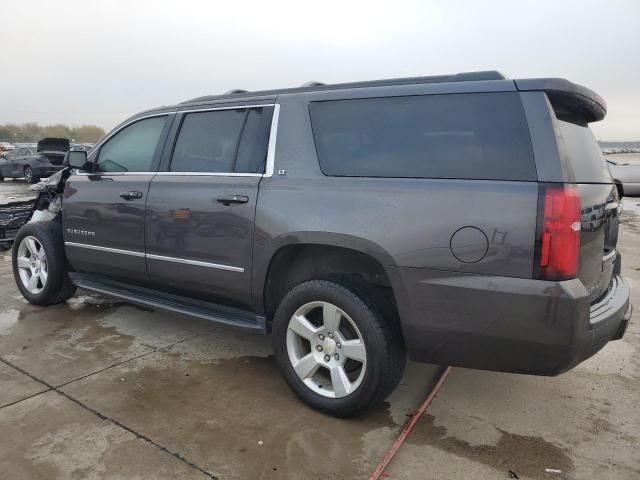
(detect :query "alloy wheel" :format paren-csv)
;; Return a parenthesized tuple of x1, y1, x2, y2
(286, 301, 367, 398)
(16, 235, 48, 294)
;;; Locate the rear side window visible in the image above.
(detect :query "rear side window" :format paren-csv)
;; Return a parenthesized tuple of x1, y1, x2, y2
(309, 92, 536, 180)
(170, 107, 273, 174)
(556, 120, 611, 183)
(171, 110, 246, 173)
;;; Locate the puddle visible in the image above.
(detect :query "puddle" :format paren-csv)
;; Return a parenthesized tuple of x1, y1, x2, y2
(0, 309, 19, 334)
(66, 294, 126, 311)
(62, 352, 405, 479)
(407, 414, 574, 479)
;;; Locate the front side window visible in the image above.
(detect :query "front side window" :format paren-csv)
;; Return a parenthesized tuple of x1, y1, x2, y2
(97, 116, 167, 172)
(309, 92, 536, 181)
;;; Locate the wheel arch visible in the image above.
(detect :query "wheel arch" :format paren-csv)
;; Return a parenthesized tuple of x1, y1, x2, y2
(613, 179, 624, 198)
(254, 232, 406, 334)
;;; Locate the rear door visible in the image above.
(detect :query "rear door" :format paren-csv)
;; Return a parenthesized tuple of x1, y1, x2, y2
(556, 119, 618, 302)
(145, 105, 274, 309)
(63, 114, 172, 283)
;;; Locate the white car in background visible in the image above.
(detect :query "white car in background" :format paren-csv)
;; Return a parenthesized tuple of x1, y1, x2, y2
(0, 142, 15, 156)
(607, 159, 640, 196)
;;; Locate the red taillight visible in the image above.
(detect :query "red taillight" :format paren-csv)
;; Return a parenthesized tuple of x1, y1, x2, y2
(539, 185, 581, 280)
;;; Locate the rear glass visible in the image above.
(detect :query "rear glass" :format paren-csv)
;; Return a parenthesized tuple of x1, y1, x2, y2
(309, 92, 536, 180)
(556, 120, 612, 183)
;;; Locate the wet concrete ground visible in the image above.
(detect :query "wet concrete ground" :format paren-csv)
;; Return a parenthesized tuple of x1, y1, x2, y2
(0, 179, 639, 479)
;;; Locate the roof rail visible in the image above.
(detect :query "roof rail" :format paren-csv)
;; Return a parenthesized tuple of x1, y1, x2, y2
(224, 89, 249, 94)
(181, 71, 507, 104)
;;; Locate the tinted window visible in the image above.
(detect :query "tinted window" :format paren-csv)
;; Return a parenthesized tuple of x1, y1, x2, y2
(309, 93, 536, 180)
(171, 110, 246, 173)
(97, 116, 167, 172)
(235, 108, 273, 174)
(557, 120, 612, 183)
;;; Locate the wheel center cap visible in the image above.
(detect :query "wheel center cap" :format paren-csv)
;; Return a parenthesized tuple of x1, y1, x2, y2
(322, 338, 337, 355)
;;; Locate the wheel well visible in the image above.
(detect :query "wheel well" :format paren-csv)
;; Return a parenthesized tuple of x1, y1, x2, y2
(264, 244, 395, 318)
(614, 180, 624, 198)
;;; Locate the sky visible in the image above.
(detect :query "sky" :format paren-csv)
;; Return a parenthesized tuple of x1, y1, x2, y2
(1, 0, 639, 140)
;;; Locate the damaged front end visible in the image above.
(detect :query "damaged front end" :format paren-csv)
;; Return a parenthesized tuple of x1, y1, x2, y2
(0, 168, 71, 248)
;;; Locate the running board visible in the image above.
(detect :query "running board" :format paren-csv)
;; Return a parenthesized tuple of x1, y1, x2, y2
(69, 273, 267, 333)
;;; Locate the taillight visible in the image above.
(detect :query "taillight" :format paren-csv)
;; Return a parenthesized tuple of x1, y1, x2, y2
(539, 184, 581, 280)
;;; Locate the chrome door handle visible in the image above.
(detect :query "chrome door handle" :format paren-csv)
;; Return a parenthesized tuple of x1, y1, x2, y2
(120, 191, 143, 200)
(217, 194, 249, 206)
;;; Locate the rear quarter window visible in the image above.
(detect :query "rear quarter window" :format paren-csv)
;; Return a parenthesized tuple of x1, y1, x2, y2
(309, 92, 536, 181)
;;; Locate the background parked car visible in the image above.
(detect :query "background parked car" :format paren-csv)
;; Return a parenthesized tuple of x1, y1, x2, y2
(607, 159, 640, 196)
(0, 138, 69, 183)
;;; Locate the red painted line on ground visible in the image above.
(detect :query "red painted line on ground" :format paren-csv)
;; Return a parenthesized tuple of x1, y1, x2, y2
(369, 366, 453, 480)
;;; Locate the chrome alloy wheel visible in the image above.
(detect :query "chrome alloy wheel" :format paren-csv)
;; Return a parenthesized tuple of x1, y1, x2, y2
(286, 301, 367, 398)
(17, 236, 48, 294)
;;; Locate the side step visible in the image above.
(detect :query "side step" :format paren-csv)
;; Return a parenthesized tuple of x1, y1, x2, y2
(69, 273, 267, 333)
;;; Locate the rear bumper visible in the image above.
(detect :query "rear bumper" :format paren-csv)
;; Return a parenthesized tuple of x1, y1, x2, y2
(388, 266, 632, 375)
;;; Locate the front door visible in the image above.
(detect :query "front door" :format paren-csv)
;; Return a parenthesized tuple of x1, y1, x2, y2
(63, 114, 173, 283)
(145, 105, 274, 309)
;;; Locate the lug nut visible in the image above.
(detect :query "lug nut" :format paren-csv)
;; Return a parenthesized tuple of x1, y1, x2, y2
(328, 332, 334, 339)
(324, 354, 331, 362)
(316, 345, 323, 352)
(334, 354, 340, 360)
(336, 342, 341, 349)
(319, 334, 324, 340)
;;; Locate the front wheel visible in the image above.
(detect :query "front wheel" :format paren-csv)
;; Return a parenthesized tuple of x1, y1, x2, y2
(12, 222, 76, 306)
(272, 278, 405, 417)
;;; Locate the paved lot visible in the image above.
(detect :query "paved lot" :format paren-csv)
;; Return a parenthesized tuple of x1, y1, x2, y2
(0, 179, 639, 479)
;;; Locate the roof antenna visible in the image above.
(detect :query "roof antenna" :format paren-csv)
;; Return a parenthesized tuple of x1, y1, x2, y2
(224, 89, 249, 94)
(301, 81, 325, 87)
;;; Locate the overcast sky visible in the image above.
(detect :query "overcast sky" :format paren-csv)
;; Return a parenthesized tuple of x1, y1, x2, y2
(1, 0, 638, 140)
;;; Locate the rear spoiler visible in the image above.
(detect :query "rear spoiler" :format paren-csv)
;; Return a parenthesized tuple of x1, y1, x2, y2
(515, 78, 606, 124)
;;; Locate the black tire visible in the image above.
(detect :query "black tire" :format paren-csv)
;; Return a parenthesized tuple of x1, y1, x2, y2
(272, 277, 406, 417)
(24, 165, 39, 184)
(12, 222, 76, 306)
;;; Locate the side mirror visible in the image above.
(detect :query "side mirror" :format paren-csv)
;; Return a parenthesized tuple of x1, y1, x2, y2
(64, 150, 89, 170)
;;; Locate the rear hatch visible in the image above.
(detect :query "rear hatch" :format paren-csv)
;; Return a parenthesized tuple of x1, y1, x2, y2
(517, 78, 618, 302)
(37, 138, 69, 165)
(556, 119, 619, 302)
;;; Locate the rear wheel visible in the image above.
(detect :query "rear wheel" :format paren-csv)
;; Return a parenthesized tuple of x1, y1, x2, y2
(24, 165, 39, 184)
(272, 277, 405, 417)
(12, 222, 76, 305)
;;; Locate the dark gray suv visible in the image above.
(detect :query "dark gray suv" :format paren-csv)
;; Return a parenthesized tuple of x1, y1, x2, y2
(12, 71, 632, 416)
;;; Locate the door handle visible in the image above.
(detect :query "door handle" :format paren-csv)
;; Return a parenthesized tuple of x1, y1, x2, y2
(120, 191, 143, 200)
(217, 194, 249, 206)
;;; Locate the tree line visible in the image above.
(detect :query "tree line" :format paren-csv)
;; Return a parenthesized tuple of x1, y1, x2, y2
(0, 122, 106, 144)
